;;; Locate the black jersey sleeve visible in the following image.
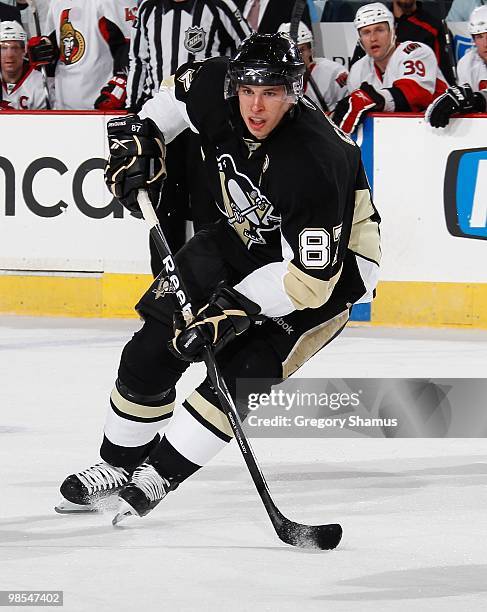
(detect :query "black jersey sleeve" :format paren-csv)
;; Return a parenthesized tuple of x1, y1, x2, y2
(173, 56, 230, 135)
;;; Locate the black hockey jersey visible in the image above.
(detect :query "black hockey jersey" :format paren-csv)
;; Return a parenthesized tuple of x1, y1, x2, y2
(140, 57, 381, 318)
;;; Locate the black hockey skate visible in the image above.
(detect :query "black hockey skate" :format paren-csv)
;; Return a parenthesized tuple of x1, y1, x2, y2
(55, 462, 130, 514)
(112, 463, 175, 525)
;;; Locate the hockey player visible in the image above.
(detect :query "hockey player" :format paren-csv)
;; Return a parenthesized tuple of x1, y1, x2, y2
(457, 5, 487, 91)
(44, 0, 137, 110)
(0, 20, 48, 110)
(277, 21, 348, 112)
(55, 33, 381, 523)
(127, 0, 251, 277)
(333, 2, 448, 134)
(426, 5, 487, 128)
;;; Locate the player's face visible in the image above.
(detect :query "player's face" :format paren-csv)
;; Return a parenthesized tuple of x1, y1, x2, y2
(0, 41, 25, 78)
(359, 23, 394, 62)
(238, 84, 293, 139)
(474, 32, 487, 63)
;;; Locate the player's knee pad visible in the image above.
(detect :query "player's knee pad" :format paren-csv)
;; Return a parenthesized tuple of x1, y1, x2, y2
(118, 314, 189, 396)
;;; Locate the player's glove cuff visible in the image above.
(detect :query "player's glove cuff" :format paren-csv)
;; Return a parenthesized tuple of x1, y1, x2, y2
(169, 284, 261, 362)
(333, 86, 379, 134)
(358, 82, 385, 111)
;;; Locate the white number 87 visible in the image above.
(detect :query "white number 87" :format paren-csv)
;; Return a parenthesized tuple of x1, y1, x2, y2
(299, 227, 341, 269)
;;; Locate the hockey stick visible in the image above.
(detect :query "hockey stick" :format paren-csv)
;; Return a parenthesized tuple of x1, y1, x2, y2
(437, 0, 458, 83)
(290, 1, 329, 112)
(306, 70, 329, 112)
(290, 0, 308, 42)
(26, 0, 51, 109)
(136, 189, 342, 550)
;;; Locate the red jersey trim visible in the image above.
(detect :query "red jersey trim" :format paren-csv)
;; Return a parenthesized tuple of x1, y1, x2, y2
(393, 77, 433, 111)
(408, 15, 440, 62)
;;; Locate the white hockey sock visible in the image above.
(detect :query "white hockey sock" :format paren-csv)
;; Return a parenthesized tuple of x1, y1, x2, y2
(164, 390, 232, 467)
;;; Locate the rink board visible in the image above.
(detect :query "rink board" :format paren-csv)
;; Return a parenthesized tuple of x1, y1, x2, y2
(1, 112, 486, 327)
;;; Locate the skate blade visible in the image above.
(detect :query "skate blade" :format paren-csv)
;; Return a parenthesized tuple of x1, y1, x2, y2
(54, 498, 97, 514)
(112, 499, 139, 526)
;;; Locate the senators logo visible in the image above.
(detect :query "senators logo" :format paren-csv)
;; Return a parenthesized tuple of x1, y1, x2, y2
(403, 42, 421, 55)
(217, 153, 280, 248)
(59, 9, 85, 65)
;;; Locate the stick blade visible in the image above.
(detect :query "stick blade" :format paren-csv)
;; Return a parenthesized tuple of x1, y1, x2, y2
(277, 520, 342, 550)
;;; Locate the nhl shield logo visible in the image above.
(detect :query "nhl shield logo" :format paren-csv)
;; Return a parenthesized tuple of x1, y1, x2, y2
(184, 26, 206, 52)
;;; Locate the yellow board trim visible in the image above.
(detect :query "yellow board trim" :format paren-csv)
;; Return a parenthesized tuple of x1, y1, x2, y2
(1, 273, 487, 328)
(0, 272, 153, 318)
(372, 281, 487, 328)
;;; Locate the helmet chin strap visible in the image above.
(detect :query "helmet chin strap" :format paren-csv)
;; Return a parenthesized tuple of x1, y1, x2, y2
(388, 28, 397, 54)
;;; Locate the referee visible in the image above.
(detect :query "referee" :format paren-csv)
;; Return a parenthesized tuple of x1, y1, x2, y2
(127, 0, 251, 111)
(126, 0, 251, 276)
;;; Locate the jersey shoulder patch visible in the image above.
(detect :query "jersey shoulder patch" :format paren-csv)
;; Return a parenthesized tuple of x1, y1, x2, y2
(402, 42, 421, 55)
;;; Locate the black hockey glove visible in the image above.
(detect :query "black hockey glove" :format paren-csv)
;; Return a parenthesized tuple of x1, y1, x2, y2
(170, 284, 261, 363)
(27, 36, 56, 67)
(332, 83, 385, 134)
(425, 84, 487, 128)
(104, 115, 166, 217)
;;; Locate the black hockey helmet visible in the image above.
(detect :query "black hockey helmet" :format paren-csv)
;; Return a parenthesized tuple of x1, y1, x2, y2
(225, 33, 305, 101)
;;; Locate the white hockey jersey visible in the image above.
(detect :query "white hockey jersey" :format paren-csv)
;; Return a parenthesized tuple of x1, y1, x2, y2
(304, 57, 348, 111)
(348, 41, 447, 111)
(457, 48, 487, 91)
(0, 65, 47, 110)
(46, 0, 137, 110)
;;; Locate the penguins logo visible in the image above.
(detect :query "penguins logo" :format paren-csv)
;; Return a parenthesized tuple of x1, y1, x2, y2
(59, 9, 85, 65)
(152, 277, 176, 300)
(217, 154, 280, 248)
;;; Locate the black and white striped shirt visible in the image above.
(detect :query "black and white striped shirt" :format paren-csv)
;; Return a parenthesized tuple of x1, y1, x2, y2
(127, 0, 251, 111)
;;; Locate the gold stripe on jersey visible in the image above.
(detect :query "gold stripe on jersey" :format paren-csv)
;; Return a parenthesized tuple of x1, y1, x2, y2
(185, 390, 234, 439)
(349, 189, 381, 264)
(282, 309, 349, 378)
(160, 76, 175, 88)
(284, 263, 342, 310)
(110, 385, 175, 420)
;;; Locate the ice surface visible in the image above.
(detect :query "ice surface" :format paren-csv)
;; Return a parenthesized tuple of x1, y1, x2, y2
(1, 317, 487, 611)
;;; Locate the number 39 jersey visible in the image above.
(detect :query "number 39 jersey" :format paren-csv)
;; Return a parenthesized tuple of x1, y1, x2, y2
(348, 41, 447, 111)
(140, 57, 381, 318)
